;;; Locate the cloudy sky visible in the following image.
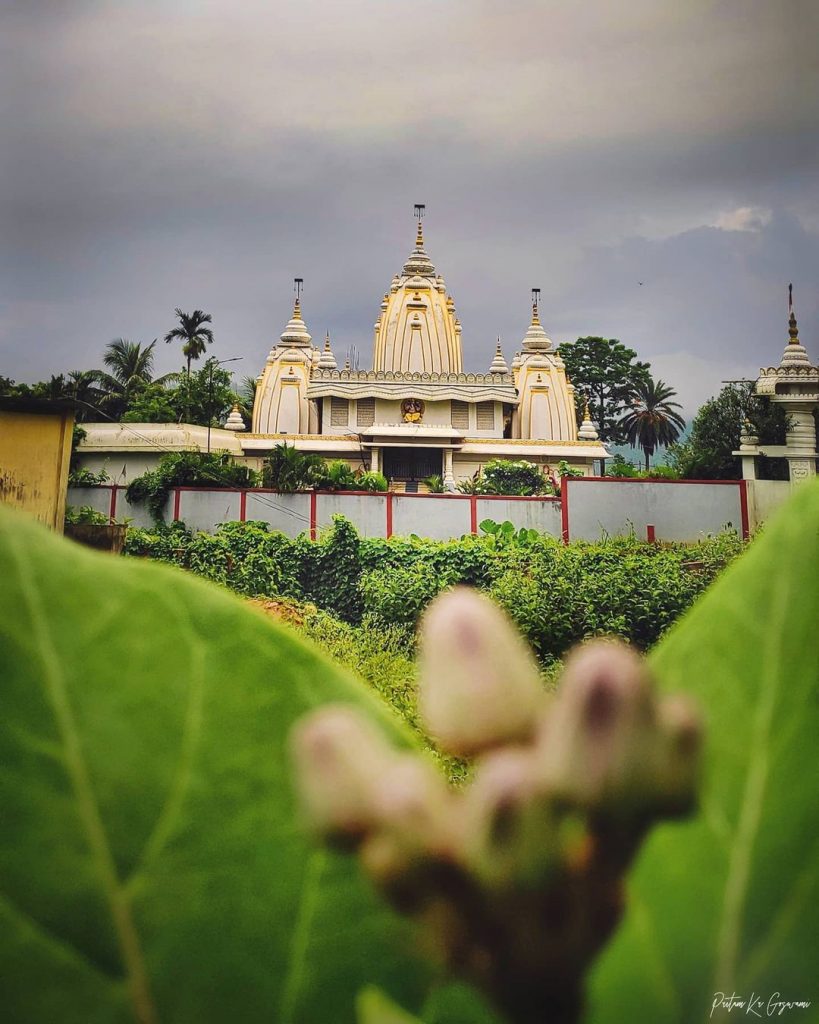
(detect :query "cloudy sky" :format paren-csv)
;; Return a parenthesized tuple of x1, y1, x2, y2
(3, 0, 818, 415)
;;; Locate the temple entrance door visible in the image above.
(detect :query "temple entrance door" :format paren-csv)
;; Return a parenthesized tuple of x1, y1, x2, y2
(383, 447, 441, 482)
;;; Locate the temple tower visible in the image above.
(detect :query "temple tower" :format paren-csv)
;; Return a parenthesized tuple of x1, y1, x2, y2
(372, 207, 463, 374)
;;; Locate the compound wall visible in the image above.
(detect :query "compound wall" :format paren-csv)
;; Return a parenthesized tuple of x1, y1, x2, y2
(68, 480, 752, 542)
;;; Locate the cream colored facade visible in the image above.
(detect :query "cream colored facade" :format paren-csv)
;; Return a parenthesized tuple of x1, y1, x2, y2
(251, 215, 607, 487)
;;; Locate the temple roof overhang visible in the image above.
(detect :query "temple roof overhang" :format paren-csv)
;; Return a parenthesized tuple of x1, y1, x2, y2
(306, 370, 517, 404)
(756, 365, 819, 399)
(459, 438, 609, 459)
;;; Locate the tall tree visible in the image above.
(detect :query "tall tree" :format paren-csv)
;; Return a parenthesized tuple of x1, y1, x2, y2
(560, 337, 652, 445)
(164, 309, 215, 423)
(620, 377, 686, 470)
(164, 309, 214, 378)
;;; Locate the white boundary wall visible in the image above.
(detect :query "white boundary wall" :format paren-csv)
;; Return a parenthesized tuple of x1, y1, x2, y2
(69, 482, 751, 542)
(564, 478, 747, 542)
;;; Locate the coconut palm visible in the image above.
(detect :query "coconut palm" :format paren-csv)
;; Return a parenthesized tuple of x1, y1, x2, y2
(621, 377, 686, 470)
(103, 338, 157, 384)
(98, 338, 176, 419)
(66, 370, 105, 421)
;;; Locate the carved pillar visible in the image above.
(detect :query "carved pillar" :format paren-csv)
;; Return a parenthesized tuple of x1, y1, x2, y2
(443, 448, 456, 492)
(785, 405, 818, 485)
(370, 446, 382, 474)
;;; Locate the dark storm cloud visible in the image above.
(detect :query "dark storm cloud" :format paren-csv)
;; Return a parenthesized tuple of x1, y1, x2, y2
(2, 0, 818, 414)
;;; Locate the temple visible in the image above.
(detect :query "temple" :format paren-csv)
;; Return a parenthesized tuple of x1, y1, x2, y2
(736, 285, 819, 485)
(246, 209, 607, 488)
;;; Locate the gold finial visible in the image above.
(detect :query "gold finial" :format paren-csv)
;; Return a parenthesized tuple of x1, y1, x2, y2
(324, 331, 331, 351)
(414, 203, 425, 248)
(788, 282, 799, 342)
(583, 394, 591, 421)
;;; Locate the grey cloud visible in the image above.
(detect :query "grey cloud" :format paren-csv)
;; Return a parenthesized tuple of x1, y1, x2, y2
(2, 0, 818, 421)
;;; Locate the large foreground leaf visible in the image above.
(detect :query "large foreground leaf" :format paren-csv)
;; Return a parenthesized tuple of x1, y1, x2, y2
(0, 505, 430, 1023)
(586, 482, 819, 1023)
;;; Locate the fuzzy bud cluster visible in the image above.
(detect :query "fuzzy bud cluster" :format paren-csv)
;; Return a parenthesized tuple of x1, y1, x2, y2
(290, 588, 701, 1024)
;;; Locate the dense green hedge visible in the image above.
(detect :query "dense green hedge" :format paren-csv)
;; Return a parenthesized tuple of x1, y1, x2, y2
(124, 516, 743, 664)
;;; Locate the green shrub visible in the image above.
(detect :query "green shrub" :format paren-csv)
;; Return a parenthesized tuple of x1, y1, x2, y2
(125, 516, 744, 664)
(479, 458, 554, 495)
(356, 470, 389, 492)
(126, 451, 258, 522)
(360, 561, 446, 633)
(64, 505, 110, 526)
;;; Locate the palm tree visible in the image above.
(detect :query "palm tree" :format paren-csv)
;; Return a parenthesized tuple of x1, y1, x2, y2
(66, 370, 105, 421)
(621, 377, 686, 471)
(164, 309, 214, 379)
(164, 309, 214, 423)
(235, 374, 258, 425)
(262, 443, 326, 492)
(103, 338, 157, 384)
(98, 338, 176, 419)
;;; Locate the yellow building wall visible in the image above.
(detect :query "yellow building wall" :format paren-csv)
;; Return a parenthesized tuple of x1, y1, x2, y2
(0, 407, 74, 531)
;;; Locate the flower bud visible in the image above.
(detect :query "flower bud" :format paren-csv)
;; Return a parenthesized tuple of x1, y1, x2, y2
(536, 640, 656, 809)
(419, 588, 543, 756)
(360, 755, 463, 908)
(649, 694, 702, 815)
(289, 705, 396, 844)
(372, 754, 461, 853)
(462, 748, 557, 886)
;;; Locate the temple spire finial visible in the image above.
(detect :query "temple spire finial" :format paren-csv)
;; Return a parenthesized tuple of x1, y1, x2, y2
(788, 282, 799, 341)
(414, 203, 426, 248)
(531, 287, 541, 325)
(293, 277, 304, 315)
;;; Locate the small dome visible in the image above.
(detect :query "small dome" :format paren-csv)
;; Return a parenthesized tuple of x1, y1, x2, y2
(224, 404, 246, 432)
(577, 397, 599, 441)
(318, 331, 338, 370)
(489, 340, 509, 374)
(779, 310, 812, 369)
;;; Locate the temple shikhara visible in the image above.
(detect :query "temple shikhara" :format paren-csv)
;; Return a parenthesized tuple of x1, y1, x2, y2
(246, 208, 607, 488)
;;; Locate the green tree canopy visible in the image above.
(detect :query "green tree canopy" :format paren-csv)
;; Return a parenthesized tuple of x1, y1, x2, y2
(668, 381, 788, 479)
(560, 337, 652, 445)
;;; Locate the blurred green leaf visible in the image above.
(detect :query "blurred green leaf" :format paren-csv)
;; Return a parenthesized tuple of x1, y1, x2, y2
(585, 483, 819, 1022)
(358, 986, 425, 1024)
(0, 506, 430, 1023)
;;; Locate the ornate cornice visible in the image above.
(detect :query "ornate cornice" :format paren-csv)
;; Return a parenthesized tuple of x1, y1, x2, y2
(310, 368, 514, 384)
